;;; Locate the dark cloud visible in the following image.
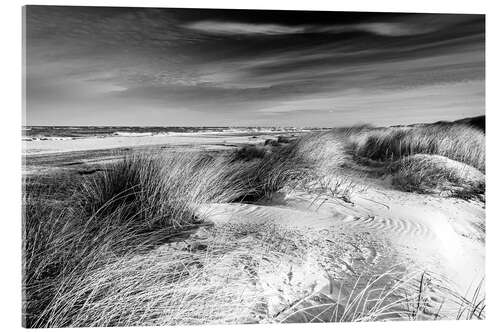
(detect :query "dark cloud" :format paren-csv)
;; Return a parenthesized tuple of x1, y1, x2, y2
(25, 6, 484, 126)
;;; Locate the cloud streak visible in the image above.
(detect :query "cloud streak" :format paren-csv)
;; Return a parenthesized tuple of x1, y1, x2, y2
(183, 21, 306, 35)
(183, 16, 467, 37)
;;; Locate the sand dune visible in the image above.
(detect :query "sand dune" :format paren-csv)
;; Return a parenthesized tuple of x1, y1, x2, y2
(198, 180, 484, 319)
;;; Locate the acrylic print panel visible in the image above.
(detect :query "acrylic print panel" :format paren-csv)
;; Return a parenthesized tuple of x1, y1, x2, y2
(22, 5, 485, 327)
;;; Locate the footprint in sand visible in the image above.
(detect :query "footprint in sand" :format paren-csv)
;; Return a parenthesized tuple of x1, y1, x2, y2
(345, 242, 378, 265)
(360, 246, 378, 264)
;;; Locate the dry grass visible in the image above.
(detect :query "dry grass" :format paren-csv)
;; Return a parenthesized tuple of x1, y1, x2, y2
(348, 122, 485, 200)
(278, 269, 485, 322)
(287, 131, 347, 171)
(390, 154, 485, 200)
(23, 144, 314, 327)
(32, 238, 260, 326)
(229, 144, 269, 162)
(350, 123, 485, 171)
(286, 128, 369, 203)
(228, 132, 357, 201)
(26, 211, 319, 327)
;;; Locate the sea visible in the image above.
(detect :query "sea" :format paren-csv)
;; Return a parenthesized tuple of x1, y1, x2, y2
(22, 126, 323, 141)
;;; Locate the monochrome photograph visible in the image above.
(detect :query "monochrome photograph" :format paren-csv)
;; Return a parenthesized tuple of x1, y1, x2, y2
(22, 5, 485, 327)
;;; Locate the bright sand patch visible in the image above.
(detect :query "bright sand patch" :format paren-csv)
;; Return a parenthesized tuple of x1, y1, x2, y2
(22, 133, 275, 155)
(198, 183, 484, 319)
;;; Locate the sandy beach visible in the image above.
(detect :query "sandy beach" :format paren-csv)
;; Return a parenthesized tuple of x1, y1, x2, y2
(22, 132, 282, 155)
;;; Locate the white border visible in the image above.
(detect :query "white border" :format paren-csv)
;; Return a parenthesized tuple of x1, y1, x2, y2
(2, 1, 498, 332)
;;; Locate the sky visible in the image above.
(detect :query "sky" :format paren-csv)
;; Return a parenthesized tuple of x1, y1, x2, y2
(24, 6, 485, 127)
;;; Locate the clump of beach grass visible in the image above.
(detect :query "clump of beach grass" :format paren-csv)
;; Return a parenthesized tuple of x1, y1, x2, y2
(25, 208, 319, 327)
(23, 146, 315, 327)
(347, 122, 485, 200)
(350, 123, 485, 171)
(229, 144, 269, 162)
(278, 269, 485, 323)
(389, 154, 485, 200)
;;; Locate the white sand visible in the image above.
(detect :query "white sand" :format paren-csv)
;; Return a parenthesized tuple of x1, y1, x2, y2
(22, 133, 273, 155)
(198, 180, 484, 319)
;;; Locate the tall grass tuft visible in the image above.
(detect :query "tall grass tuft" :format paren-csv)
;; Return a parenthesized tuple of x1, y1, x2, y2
(350, 124, 485, 171)
(23, 147, 315, 326)
(389, 154, 485, 200)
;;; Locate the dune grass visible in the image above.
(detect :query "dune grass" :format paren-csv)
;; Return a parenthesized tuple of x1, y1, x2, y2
(350, 123, 485, 172)
(279, 269, 485, 322)
(390, 154, 485, 200)
(229, 144, 268, 162)
(348, 122, 485, 200)
(23, 142, 316, 327)
(32, 219, 320, 327)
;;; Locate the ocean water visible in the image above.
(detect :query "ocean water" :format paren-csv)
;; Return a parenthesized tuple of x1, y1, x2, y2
(22, 126, 317, 141)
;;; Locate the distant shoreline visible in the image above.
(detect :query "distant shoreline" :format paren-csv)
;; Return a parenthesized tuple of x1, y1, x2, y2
(22, 130, 306, 156)
(21, 126, 325, 141)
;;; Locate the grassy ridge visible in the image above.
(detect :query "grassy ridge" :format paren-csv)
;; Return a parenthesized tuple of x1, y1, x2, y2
(348, 122, 485, 199)
(390, 154, 485, 199)
(350, 123, 485, 171)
